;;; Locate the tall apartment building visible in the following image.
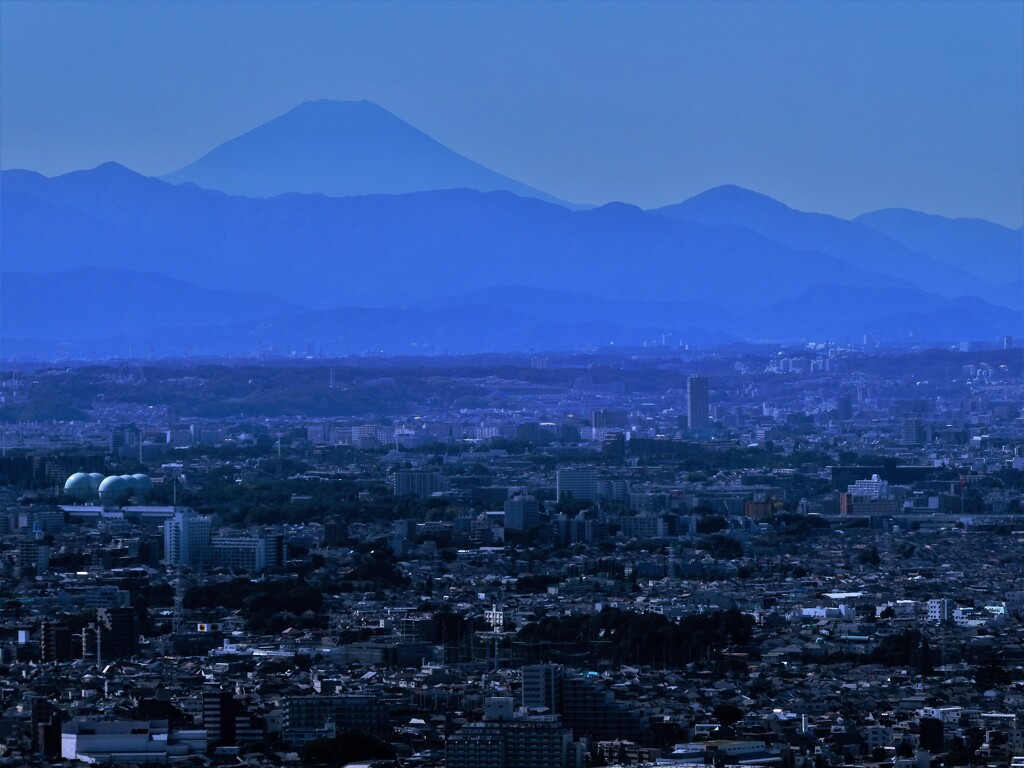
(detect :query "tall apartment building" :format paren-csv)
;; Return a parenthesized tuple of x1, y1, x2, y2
(847, 474, 889, 500)
(202, 691, 265, 748)
(687, 375, 710, 432)
(163, 509, 212, 567)
(900, 418, 926, 446)
(211, 531, 284, 572)
(521, 665, 652, 743)
(446, 698, 583, 768)
(283, 694, 391, 747)
(18, 537, 50, 574)
(41, 621, 74, 662)
(927, 598, 955, 623)
(522, 664, 563, 711)
(629, 492, 671, 516)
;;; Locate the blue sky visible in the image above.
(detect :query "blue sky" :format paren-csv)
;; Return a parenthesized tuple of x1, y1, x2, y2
(1, 0, 1021, 225)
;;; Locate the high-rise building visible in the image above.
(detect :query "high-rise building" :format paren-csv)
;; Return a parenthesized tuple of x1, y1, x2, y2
(283, 694, 391, 747)
(164, 510, 212, 567)
(18, 537, 50, 574)
(687, 375, 710, 433)
(847, 474, 889, 500)
(836, 395, 854, 420)
(520, 665, 652, 743)
(211, 531, 284, 572)
(446, 698, 583, 768)
(629, 492, 670, 516)
(393, 470, 447, 498)
(41, 622, 74, 663)
(322, 516, 348, 544)
(202, 691, 265, 748)
(522, 664, 563, 711)
(504, 494, 540, 532)
(900, 418, 925, 446)
(555, 468, 599, 503)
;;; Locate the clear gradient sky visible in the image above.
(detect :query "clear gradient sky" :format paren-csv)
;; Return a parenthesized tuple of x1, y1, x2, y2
(1, 0, 1021, 226)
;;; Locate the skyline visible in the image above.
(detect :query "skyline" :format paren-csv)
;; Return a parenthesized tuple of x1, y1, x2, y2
(1, 0, 1022, 226)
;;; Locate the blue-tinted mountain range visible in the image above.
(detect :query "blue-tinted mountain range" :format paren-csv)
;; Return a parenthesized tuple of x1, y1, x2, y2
(2, 100, 1020, 357)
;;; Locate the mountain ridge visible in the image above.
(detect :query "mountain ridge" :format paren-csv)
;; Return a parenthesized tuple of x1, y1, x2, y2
(855, 207, 1023, 286)
(653, 185, 1001, 303)
(4, 163, 1020, 357)
(3, 275, 1018, 359)
(3, 165, 910, 311)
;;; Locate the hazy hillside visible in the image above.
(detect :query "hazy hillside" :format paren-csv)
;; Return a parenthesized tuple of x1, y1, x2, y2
(4, 164, 1020, 356)
(1, 269, 307, 340)
(855, 207, 1023, 287)
(654, 185, 998, 302)
(2, 165, 900, 311)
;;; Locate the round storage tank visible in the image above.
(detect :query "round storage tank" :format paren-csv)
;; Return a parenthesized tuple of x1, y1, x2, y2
(98, 475, 129, 505)
(64, 472, 93, 500)
(131, 473, 153, 499)
(88, 472, 105, 493)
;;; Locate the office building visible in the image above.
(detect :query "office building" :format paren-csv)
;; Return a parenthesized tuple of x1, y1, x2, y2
(504, 494, 541, 532)
(556, 468, 599, 503)
(687, 375, 710, 432)
(393, 470, 447, 499)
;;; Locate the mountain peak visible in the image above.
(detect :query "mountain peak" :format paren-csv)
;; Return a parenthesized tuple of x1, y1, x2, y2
(160, 99, 567, 204)
(279, 98, 401, 124)
(88, 161, 144, 177)
(650, 185, 795, 225)
(685, 184, 793, 212)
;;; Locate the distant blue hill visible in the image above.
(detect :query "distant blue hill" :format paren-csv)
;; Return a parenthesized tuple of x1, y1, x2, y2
(654, 185, 1001, 304)
(161, 99, 570, 205)
(3, 165, 1020, 356)
(1, 268, 307, 341)
(2, 164, 901, 311)
(855, 207, 1023, 288)
(3, 280, 1018, 359)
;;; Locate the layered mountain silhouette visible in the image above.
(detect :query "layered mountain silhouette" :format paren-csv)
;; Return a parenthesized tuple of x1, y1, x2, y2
(855, 208, 1023, 287)
(161, 99, 568, 204)
(3, 99, 1020, 357)
(653, 185, 1010, 304)
(1, 269, 307, 341)
(4, 164, 910, 311)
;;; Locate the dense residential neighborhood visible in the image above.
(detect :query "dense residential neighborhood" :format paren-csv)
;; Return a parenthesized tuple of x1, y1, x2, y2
(0, 344, 1022, 767)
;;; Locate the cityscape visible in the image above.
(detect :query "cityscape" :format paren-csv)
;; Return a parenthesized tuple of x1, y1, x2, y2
(0, 341, 1023, 766)
(1, 1, 1022, 767)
